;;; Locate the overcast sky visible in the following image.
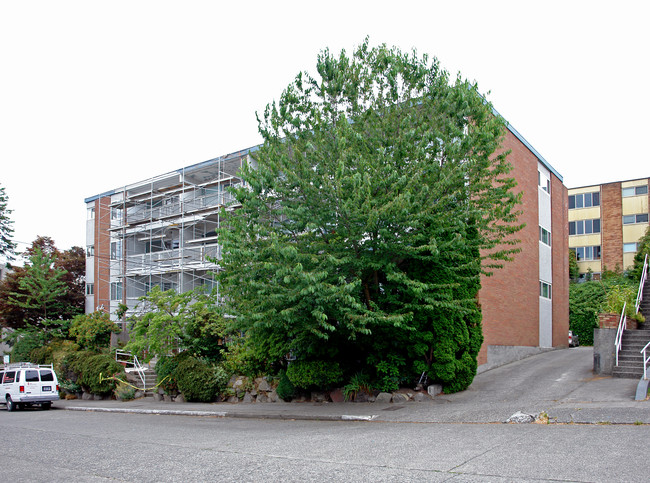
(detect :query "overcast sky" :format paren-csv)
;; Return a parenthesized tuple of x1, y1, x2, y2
(1, 1, 648, 256)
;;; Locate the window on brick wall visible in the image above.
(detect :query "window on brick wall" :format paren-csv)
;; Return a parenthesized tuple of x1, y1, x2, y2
(569, 219, 601, 235)
(86, 283, 94, 296)
(539, 226, 551, 246)
(569, 192, 600, 209)
(571, 246, 601, 261)
(539, 281, 552, 299)
(623, 214, 649, 224)
(622, 185, 648, 197)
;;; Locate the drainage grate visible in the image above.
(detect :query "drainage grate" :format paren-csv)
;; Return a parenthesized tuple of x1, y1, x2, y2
(381, 405, 405, 411)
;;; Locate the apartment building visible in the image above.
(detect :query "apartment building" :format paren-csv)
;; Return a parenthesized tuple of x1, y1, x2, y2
(84, 148, 254, 323)
(568, 178, 650, 279)
(85, 122, 568, 370)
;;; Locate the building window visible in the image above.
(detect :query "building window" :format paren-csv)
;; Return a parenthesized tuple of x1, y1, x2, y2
(539, 226, 551, 246)
(538, 172, 550, 193)
(622, 185, 648, 197)
(86, 283, 94, 296)
(540, 281, 552, 299)
(86, 245, 94, 257)
(111, 207, 123, 221)
(110, 241, 122, 260)
(624, 242, 638, 253)
(622, 214, 649, 224)
(87, 207, 95, 219)
(571, 246, 601, 261)
(110, 282, 122, 300)
(569, 219, 601, 235)
(569, 192, 600, 209)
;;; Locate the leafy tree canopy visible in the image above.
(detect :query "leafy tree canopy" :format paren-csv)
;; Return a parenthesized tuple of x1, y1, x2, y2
(217, 40, 523, 392)
(0, 237, 85, 329)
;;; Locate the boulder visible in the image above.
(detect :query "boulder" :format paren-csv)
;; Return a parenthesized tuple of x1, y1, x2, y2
(392, 393, 409, 404)
(427, 384, 443, 397)
(267, 390, 279, 403)
(153, 393, 163, 402)
(329, 388, 345, 403)
(412, 392, 429, 402)
(175, 394, 186, 403)
(243, 392, 255, 403)
(311, 391, 329, 403)
(257, 379, 271, 392)
(163, 394, 173, 403)
(374, 392, 392, 404)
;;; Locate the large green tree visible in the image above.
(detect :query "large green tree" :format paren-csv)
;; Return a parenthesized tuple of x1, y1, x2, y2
(217, 40, 522, 392)
(0, 237, 85, 329)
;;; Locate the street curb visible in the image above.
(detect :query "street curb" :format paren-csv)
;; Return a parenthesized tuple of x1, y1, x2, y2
(63, 406, 378, 422)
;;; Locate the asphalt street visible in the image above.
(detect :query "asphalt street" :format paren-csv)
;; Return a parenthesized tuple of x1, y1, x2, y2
(1, 347, 649, 482)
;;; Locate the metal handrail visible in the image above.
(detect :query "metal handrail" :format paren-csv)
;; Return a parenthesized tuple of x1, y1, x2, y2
(641, 342, 650, 380)
(635, 254, 648, 314)
(615, 302, 627, 366)
(637, 254, 649, 379)
(115, 350, 146, 389)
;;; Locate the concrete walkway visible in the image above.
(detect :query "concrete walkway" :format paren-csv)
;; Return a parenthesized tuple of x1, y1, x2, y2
(54, 347, 650, 424)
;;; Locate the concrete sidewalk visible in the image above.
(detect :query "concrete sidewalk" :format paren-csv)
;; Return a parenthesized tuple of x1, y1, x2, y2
(53, 348, 650, 425)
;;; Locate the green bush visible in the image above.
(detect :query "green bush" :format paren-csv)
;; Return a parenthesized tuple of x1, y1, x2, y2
(174, 356, 228, 402)
(69, 311, 120, 350)
(9, 331, 49, 363)
(343, 372, 372, 401)
(286, 360, 344, 390)
(63, 351, 124, 395)
(275, 370, 295, 401)
(155, 355, 182, 393)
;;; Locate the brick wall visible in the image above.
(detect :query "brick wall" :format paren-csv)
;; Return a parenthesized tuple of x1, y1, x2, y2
(477, 128, 541, 365)
(94, 197, 111, 312)
(601, 182, 622, 271)
(551, 176, 569, 346)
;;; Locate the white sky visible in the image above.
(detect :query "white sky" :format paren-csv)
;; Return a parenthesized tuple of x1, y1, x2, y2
(1, 0, 648, 254)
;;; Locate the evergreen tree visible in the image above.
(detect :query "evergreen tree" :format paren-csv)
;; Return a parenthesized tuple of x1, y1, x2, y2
(0, 184, 16, 260)
(217, 40, 522, 392)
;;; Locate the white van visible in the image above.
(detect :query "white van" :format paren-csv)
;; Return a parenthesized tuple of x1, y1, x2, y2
(0, 363, 60, 411)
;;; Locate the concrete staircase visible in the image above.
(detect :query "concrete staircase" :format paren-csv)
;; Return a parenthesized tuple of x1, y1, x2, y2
(613, 281, 650, 379)
(125, 368, 158, 396)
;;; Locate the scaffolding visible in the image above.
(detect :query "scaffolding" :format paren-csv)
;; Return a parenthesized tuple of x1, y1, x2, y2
(87, 149, 252, 320)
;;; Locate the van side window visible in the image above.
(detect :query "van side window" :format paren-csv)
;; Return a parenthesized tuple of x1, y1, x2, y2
(0, 371, 4, 383)
(40, 370, 54, 382)
(4, 371, 16, 383)
(25, 370, 39, 382)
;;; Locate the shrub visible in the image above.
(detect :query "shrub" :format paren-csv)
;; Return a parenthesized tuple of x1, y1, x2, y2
(174, 356, 228, 402)
(9, 330, 49, 363)
(275, 370, 295, 401)
(343, 372, 372, 401)
(155, 355, 182, 393)
(114, 382, 136, 401)
(286, 360, 344, 390)
(69, 311, 120, 350)
(63, 351, 124, 395)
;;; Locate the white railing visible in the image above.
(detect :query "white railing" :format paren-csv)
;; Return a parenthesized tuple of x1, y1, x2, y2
(641, 342, 650, 380)
(637, 254, 649, 378)
(615, 302, 627, 366)
(115, 350, 146, 389)
(635, 254, 648, 314)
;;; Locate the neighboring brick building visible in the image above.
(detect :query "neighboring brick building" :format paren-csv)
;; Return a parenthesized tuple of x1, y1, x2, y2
(85, 120, 569, 372)
(568, 178, 650, 279)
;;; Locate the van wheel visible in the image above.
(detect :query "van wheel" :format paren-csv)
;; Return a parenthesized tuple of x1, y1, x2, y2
(6, 396, 15, 412)
(42, 402, 51, 410)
